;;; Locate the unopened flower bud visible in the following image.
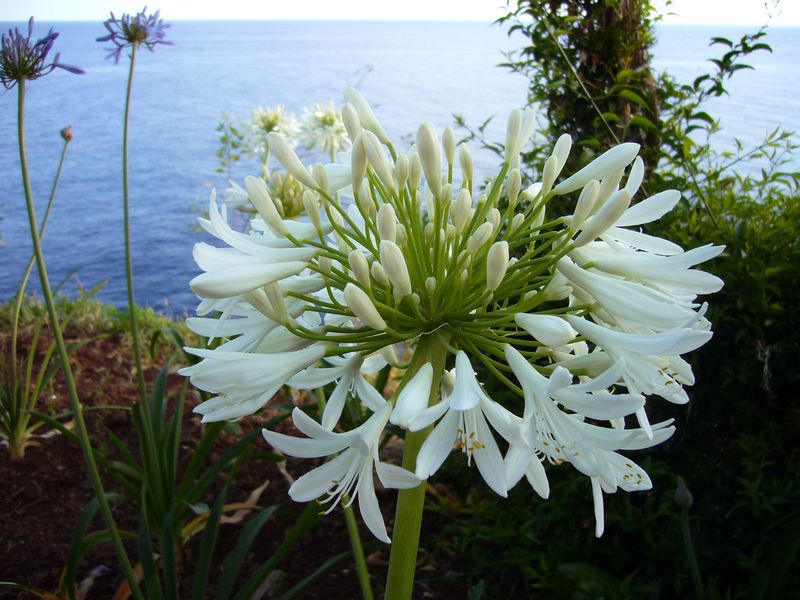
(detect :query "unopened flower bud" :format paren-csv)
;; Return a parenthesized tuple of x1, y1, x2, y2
(515, 313, 577, 347)
(511, 212, 525, 231)
(302, 190, 322, 233)
(445, 223, 455, 240)
(361, 130, 395, 190)
(459, 143, 473, 187)
(351, 135, 367, 192)
(487, 208, 501, 234)
(266, 132, 317, 189)
(674, 476, 694, 510)
(453, 189, 472, 233)
(486, 241, 509, 291)
(553, 143, 640, 195)
(521, 182, 542, 203)
(356, 181, 375, 219)
(264, 283, 289, 325)
(570, 179, 600, 232)
(552, 133, 572, 172)
(396, 224, 407, 247)
(459, 269, 469, 285)
(370, 261, 389, 286)
(60, 125, 74, 142)
(344, 283, 387, 331)
(409, 151, 422, 191)
(341, 102, 362, 141)
(507, 169, 521, 210)
(425, 276, 436, 294)
(344, 87, 390, 144)
(312, 163, 329, 192)
(424, 222, 434, 243)
(541, 155, 559, 197)
(395, 153, 409, 191)
(318, 255, 331, 275)
(505, 108, 522, 159)
(377, 203, 397, 242)
(416, 122, 442, 196)
(573, 189, 631, 247)
(466, 222, 493, 254)
(244, 176, 288, 236)
(348, 250, 371, 290)
(443, 125, 456, 169)
(380, 240, 412, 297)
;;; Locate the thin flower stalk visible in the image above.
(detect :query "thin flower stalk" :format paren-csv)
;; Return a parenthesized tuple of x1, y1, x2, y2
(15, 73, 143, 600)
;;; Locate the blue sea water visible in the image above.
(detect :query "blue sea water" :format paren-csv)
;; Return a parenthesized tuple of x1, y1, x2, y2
(0, 21, 797, 314)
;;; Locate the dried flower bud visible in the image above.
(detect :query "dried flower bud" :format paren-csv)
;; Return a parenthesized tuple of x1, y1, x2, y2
(60, 124, 74, 142)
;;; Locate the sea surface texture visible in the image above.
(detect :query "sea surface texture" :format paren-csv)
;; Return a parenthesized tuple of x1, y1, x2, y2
(0, 21, 797, 313)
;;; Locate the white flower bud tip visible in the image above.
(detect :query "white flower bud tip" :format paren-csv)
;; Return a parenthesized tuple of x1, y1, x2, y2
(443, 125, 456, 167)
(377, 203, 397, 242)
(553, 143, 640, 195)
(466, 222, 493, 254)
(341, 102, 362, 140)
(515, 313, 577, 347)
(348, 250, 372, 290)
(486, 241, 510, 291)
(380, 240, 412, 297)
(266, 132, 318, 189)
(343, 87, 390, 144)
(416, 122, 442, 196)
(344, 283, 387, 331)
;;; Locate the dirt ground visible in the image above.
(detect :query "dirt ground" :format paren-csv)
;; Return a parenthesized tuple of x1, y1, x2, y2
(0, 329, 467, 599)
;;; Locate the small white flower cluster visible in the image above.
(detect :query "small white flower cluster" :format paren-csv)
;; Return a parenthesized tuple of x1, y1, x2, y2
(246, 102, 350, 161)
(182, 88, 722, 542)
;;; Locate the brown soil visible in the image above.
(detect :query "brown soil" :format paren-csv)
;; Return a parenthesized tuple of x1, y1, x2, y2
(0, 328, 467, 599)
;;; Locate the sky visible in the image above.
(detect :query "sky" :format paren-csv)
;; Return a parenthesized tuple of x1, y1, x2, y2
(1, 0, 799, 25)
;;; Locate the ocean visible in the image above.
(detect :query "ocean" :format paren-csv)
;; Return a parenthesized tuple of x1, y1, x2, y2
(0, 21, 797, 313)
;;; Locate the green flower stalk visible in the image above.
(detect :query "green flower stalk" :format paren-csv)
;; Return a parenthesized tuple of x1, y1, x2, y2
(4, 18, 143, 599)
(182, 88, 723, 598)
(98, 7, 172, 402)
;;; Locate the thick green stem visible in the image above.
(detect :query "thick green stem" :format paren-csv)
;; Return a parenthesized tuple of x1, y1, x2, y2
(385, 334, 449, 600)
(681, 508, 705, 600)
(343, 498, 375, 600)
(16, 82, 144, 600)
(122, 44, 147, 403)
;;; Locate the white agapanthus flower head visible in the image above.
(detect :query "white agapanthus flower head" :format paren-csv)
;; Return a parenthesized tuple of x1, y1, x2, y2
(247, 104, 299, 157)
(299, 101, 351, 156)
(182, 86, 723, 541)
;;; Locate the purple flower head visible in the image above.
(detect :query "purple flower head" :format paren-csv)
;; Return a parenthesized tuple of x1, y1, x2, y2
(0, 17, 84, 89)
(97, 7, 172, 64)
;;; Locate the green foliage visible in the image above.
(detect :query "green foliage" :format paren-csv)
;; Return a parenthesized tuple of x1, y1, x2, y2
(215, 112, 246, 179)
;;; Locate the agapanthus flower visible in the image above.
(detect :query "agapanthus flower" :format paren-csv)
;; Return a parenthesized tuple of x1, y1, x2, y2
(299, 101, 351, 156)
(247, 106, 299, 158)
(183, 88, 722, 540)
(0, 18, 83, 89)
(97, 7, 172, 64)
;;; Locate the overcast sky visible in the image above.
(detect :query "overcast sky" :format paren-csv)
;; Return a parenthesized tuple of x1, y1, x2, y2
(2, 0, 798, 25)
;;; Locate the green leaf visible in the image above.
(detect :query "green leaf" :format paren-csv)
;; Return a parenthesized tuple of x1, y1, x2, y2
(214, 506, 277, 600)
(618, 89, 650, 110)
(234, 501, 322, 600)
(628, 115, 659, 132)
(275, 549, 353, 600)
(192, 483, 230, 600)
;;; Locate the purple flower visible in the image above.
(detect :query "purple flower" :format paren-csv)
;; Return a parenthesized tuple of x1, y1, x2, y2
(97, 7, 172, 64)
(0, 17, 84, 89)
